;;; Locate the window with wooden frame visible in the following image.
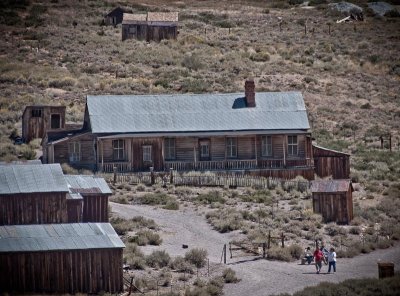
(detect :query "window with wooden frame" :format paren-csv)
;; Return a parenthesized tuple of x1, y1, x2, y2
(112, 139, 125, 161)
(68, 141, 81, 163)
(199, 140, 210, 159)
(31, 109, 42, 118)
(287, 135, 298, 156)
(143, 145, 152, 162)
(226, 137, 237, 158)
(50, 114, 61, 129)
(261, 136, 273, 157)
(164, 138, 175, 160)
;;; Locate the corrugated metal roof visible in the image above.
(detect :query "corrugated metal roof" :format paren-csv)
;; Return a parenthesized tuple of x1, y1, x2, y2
(310, 179, 352, 193)
(0, 160, 42, 166)
(0, 164, 69, 195)
(0, 223, 124, 253)
(87, 92, 310, 134)
(65, 175, 112, 195)
(67, 192, 83, 200)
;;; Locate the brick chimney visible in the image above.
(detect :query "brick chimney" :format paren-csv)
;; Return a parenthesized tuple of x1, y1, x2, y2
(245, 79, 256, 107)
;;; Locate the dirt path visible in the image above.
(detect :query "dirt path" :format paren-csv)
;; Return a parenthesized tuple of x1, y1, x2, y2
(111, 202, 400, 296)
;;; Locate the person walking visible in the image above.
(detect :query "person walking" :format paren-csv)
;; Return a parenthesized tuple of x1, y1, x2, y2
(313, 247, 324, 274)
(327, 247, 337, 273)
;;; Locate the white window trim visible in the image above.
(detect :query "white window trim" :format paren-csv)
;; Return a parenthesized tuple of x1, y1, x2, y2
(261, 136, 273, 157)
(287, 135, 298, 156)
(226, 137, 237, 158)
(113, 139, 125, 161)
(143, 145, 152, 162)
(68, 141, 81, 163)
(200, 143, 210, 158)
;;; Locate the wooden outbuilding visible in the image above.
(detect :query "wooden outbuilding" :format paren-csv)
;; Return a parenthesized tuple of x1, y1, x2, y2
(0, 163, 69, 225)
(122, 12, 179, 42)
(313, 144, 350, 179)
(22, 105, 66, 143)
(0, 223, 125, 294)
(311, 179, 354, 224)
(65, 174, 112, 222)
(104, 7, 125, 26)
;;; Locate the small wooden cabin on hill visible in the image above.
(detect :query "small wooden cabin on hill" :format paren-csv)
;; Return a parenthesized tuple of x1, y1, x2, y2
(65, 174, 112, 222)
(22, 105, 66, 143)
(0, 223, 124, 294)
(313, 144, 350, 179)
(104, 7, 125, 26)
(311, 179, 354, 224)
(42, 79, 315, 179)
(122, 12, 179, 42)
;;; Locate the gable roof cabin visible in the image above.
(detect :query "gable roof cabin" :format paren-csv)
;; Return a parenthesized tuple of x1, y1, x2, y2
(0, 223, 124, 294)
(104, 7, 125, 25)
(122, 12, 179, 41)
(43, 80, 317, 179)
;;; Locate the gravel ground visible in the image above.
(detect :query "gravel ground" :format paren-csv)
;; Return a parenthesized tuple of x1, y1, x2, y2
(111, 202, 400, 296)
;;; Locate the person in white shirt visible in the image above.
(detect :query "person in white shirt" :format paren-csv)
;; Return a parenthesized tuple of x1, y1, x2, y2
(327, 247, 337, 273)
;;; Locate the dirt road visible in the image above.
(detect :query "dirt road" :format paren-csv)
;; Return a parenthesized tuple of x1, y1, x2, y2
(111, 202, 400, 296)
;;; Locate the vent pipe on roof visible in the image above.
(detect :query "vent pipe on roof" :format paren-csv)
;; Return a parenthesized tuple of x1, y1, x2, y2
(245, 79, 256, 107)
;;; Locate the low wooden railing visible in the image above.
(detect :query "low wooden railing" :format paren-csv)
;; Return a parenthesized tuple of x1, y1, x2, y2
(101, 162, 131, 173)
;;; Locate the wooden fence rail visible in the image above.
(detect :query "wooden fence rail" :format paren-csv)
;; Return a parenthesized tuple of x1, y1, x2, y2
(97, 171, 310, 191)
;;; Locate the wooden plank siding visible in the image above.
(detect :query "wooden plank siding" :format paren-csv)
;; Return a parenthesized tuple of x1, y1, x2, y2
(0, 193, 68, 225)
(0, 249, 123, 294)
(82, 195, 109, 222)
(313, 145, 350, 179)
(122, 23, 177, 42)
(67, 199, 83, 223)
(312, 188, 353, 224)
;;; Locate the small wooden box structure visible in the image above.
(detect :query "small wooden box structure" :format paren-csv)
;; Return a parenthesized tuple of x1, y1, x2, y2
(311, 179, 354, 224)
(65, 174, 112, 222)
(313, 145, 350, 179)
(378, 262, 394, 279)
(0, 164, 69, 225)
(66, 192, 83, 223)
(0, 223, 125, 294)
(22, 105, 66, 143)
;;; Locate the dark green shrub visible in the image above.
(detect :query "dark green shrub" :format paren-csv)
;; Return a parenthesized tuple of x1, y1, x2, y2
(222, 268, 240, 283)
(146, 250, 171, 269)
(184, 248, 208, 268)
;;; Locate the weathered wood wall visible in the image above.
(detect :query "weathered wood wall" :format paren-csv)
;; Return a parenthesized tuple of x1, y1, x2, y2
(22, 106, 66, 143)
(82, 195, 109, 222)
(312, 189, 353, 224)
(313, 145, 350, 179)
(0, 249, 123, 294)
(67, 199, 83, 223)
(122, 23, 177, 42)
(0, 193, 68, 225)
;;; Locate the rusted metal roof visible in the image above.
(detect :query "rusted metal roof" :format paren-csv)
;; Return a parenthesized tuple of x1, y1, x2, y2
(0, 223, 124, 252)
(310, 179, 352, 193)
(65, 175, 112, 195)
(0, 164, 69, 195)
(86, 92, 310, 134)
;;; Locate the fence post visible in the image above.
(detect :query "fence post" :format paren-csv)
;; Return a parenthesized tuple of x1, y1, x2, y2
(113, 166, 117, 184)
(281, 233, 285, 248)
(262, 242, 266, 258)
(224, 244, 227, 264)
(268, 230, 271, 249)
(170, 168, 174, 184)
(150, 167, 155, 185)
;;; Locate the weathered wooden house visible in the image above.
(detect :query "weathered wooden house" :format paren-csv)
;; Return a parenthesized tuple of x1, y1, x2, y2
(65, 174, 112, 222)
(104, 7, 125, 26)
(122, 12, 179, 42)
(22, 105, 66, 143)
(0, 163, 111, 224)
(0, 223, 124, 294)
(0, 163, 69, 225)
(313, 144, 350, 179)
(311, 179, 354, 224)
(43, 80, 319, 179)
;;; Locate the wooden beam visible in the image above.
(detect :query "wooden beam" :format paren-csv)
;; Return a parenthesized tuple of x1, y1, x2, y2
(254, 135, 258, 167)
(282, 135, 286, 167)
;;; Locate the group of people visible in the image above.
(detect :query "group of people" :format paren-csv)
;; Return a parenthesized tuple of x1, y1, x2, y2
(304, 245, 337, 274)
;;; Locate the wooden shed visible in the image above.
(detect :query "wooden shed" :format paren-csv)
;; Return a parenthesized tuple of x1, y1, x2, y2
(0, 164, 69, 225)
(312, 144, 350, 179)
(0, 223, 125, 294)
(65, 174, 112, 222)
(66, 192, 83, 223)
(22, 105, 66, 143)
(104, 7, 125, 26)
(122, 12, 179, 42)
(311, 179, 354, 224)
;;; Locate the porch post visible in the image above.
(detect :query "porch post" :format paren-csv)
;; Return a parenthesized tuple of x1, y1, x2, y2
(304, 135, 308, 166)
(161, 137, 165, 171)
(282, 135, 286, 168)
(101, 139, 104, 172)
(193, 139, 197, 170)
(254, 135, 258, 168)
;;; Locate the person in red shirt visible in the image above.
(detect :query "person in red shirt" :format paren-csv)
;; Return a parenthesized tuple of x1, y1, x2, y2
(313, 247, 324, 274)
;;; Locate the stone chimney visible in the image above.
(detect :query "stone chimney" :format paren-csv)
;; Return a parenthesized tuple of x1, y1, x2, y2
(245, 79, 256, 107)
